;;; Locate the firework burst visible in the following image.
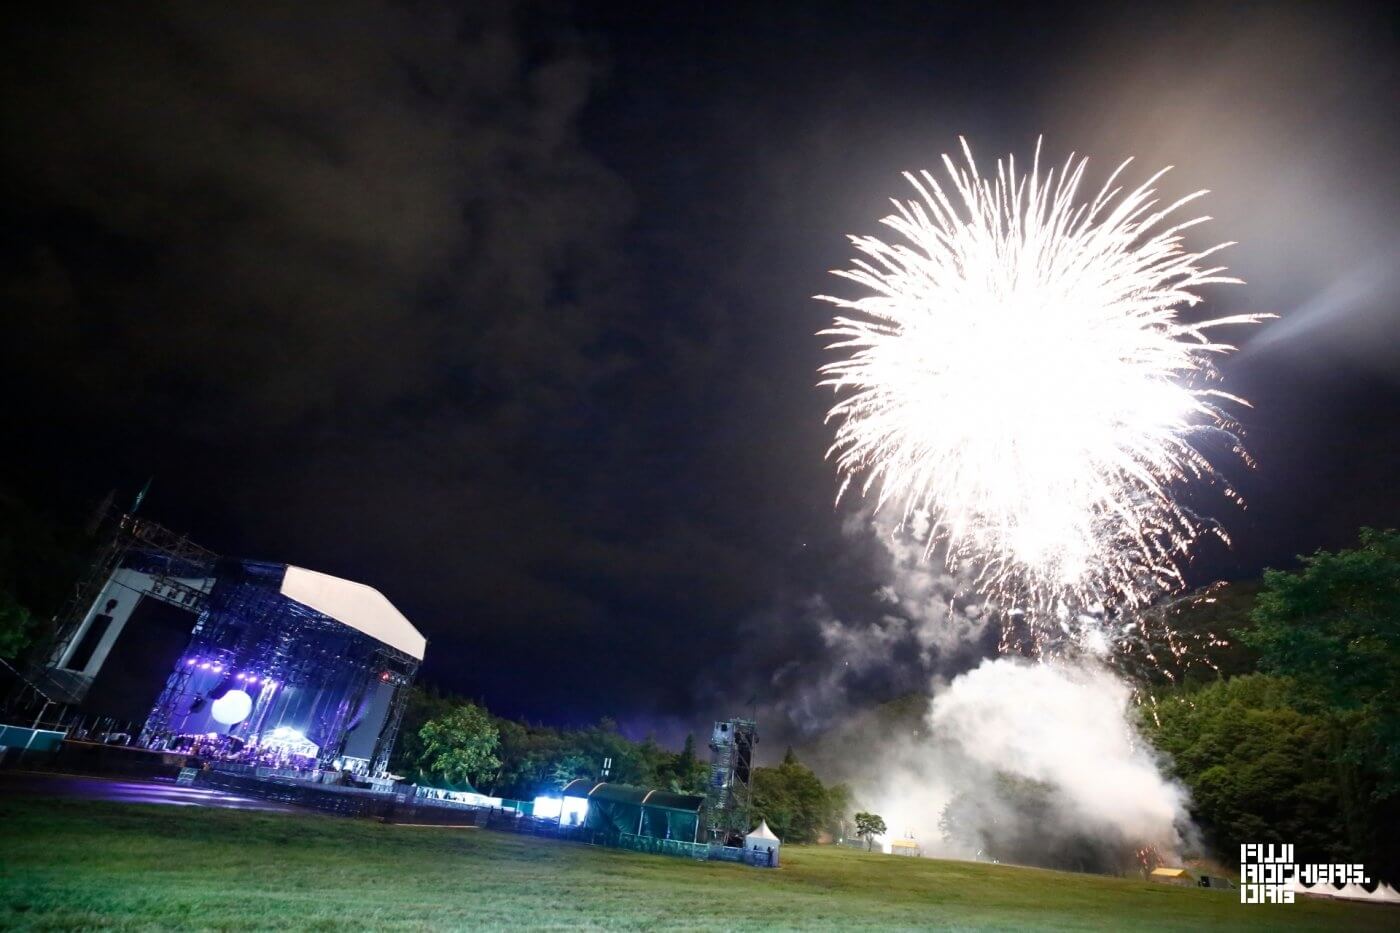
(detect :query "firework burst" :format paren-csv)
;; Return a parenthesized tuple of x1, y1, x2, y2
(819, 139, 1269, 620)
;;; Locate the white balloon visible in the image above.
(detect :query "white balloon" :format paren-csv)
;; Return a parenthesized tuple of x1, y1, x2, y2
(210, 689, 253, 726)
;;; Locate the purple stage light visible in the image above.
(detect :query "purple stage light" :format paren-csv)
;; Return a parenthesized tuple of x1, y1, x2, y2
(199, 662, 211, 670)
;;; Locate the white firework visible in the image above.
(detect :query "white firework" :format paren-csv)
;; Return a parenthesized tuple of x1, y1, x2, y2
(819, 139, 1269, 619)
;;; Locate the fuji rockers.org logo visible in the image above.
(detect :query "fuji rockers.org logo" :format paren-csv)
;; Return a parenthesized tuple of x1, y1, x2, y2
(1239, 843, 1370, 904)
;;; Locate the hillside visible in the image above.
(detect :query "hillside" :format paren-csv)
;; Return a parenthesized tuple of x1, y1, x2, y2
(0, 795, 1390, 930)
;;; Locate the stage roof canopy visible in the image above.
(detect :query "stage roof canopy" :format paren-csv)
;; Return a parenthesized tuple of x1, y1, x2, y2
(561, 779, 705, 814)
(280, 565, 426, 660)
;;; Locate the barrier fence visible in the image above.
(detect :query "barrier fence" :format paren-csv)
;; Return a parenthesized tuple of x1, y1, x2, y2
(480, 808, 751, 864)
(195, 770, 485, 825)
(617, 832, 711, 860)
(1, 739, 198, 779)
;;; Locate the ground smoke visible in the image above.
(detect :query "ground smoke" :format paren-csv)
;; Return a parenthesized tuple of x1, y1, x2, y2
(855, 658, 1191, 871)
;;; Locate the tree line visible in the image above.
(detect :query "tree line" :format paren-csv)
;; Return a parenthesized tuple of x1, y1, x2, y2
(0, 490, 90, 659)
(926, 529, 1399, 880)
(1138, 528, 1400, 883)
(390, 689, 853, 844)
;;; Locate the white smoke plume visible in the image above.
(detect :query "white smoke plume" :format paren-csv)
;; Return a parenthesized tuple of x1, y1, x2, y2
(770, 517, 1194, 872)
(760, 511, 994, 735)
(858, 658, 1191, 867)
(869, 512, 992, 664)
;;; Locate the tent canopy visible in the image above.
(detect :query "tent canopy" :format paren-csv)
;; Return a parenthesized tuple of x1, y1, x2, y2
(559, 780, 704, 842)
(641, 788, 705, 812)
(281, 565, 426, 660)
(747, 819, 780, 842)
(561, 778, 594, 798)
(560, 781, 703, 813)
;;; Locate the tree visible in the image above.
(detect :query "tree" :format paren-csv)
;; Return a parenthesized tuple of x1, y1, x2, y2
(389, 685, 459, 778)
(854, 811, 886, 851)
(0, 489, 91, 660)
(1237, 529, 1400, 883)
(417, 702, 501, 789)
(654, 733, 709, 795)
(678, 733, 697, 772)
(1142, 675, 1349, 867)
(0, 589, 35, 659)
(752, 748, 841, 844)
(549, 753, 593, 788)
(1245, 528, 1400, 795)
(387, 689, 716, 802)
(573, 717, 651, 786)
(488, 717, 580, 798)
(824, 782, 854, 842)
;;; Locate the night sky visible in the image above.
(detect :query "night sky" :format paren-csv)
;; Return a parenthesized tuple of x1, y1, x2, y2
(2, 1, 1396, 742)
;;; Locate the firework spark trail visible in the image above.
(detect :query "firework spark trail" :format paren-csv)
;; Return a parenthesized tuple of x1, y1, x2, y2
(819, 139, 1270, 626)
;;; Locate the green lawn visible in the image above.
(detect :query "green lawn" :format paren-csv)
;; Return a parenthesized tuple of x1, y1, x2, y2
(0, 795, 1392, 931)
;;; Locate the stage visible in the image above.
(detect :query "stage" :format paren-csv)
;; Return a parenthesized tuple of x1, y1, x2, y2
(0, 770, 298, 813)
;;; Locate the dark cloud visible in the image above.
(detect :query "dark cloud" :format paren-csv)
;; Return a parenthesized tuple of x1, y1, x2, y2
(1, 1, 1396, 739)
(2, 1, 631, 427)
(0, 0, 837, 726)
(0, 0, 650, 717)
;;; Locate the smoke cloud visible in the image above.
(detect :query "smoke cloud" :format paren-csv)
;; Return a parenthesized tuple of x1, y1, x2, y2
(871, 659, 1190, 865)
(748, 516, 1193, 872)
(735, 511, 996, 741)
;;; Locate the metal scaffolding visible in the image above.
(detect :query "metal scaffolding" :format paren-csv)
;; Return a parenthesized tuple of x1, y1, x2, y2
(706, 717, 757, 844)
(5, 510, 218, 719)
(4, 509, 419, 779)
(139, 560, 420, 775)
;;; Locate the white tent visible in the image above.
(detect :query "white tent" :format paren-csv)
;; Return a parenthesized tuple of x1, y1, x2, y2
(280, 565, 426, 659)
(745, 820, 781, 867)
(1288, 874, 1328, 898)
(1335, 882, 1400, 903)
(1287, 875, 1400, 904)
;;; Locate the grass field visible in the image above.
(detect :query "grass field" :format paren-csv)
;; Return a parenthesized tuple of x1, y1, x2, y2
(0, 794, 1393, 931)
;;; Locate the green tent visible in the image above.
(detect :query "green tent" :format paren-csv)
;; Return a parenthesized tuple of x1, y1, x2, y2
(561, 780, 705, 843)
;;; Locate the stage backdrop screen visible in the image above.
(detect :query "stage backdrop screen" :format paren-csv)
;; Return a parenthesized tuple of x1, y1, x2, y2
(82, 597, 196, 724)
